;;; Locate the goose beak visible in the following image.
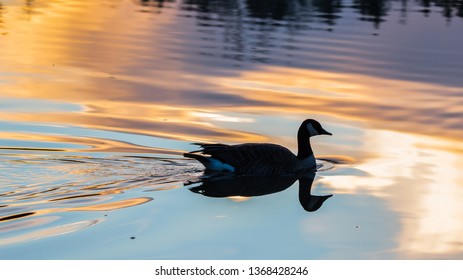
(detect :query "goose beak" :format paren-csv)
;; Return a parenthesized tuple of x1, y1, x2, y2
(321, 129, 332, 136)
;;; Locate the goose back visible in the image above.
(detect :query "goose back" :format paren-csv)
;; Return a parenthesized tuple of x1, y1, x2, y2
(192, 143, 302, 174)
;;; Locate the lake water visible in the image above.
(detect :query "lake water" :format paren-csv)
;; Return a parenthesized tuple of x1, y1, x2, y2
(0, 0, 462, 259)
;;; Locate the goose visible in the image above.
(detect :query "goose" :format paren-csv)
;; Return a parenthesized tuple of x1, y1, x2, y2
(183, 119, 332, 175)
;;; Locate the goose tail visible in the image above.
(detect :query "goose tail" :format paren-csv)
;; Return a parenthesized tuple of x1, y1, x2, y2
(183, 153, 235, 172)
(183, 152, 208, 164)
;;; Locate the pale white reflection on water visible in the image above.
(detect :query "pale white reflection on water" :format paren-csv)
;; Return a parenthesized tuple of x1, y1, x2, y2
(0, 0, 463, 259)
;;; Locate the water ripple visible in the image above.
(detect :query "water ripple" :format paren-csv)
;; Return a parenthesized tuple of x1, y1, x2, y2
(0, 153, 202, 244)
(0, 218, 103, 246)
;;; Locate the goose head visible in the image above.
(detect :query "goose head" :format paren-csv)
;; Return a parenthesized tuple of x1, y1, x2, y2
(300, 119, 332, 137)
(297, 119, 331, 160)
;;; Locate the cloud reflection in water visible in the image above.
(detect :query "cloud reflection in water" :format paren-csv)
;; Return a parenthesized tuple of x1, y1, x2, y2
(0, 0, 462, 259)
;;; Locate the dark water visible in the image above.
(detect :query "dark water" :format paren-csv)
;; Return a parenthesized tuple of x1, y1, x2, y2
(0, 0, 463, 259)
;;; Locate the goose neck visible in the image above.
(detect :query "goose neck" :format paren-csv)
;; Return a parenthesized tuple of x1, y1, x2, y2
(296, 129, 313, 160)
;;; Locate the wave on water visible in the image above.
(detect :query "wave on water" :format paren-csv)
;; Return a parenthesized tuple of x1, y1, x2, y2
(0, 153, 203, 245)
(0, 150, 354, 246)
(316, 155, 356, 172)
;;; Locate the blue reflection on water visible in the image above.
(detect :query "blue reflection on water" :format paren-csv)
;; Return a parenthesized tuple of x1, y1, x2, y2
(0, 98, 83, 113)
(1, 0, 463, 260)
(0, 121, 192, 153)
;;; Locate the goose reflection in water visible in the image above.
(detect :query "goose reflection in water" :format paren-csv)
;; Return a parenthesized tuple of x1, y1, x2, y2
(186, 171, 332, 212)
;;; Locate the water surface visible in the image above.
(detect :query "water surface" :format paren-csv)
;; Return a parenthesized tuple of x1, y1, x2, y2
(1, 0, 463, 259)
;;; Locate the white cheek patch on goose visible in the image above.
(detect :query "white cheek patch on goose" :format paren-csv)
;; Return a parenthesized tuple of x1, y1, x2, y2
(306, 123, 319, 136)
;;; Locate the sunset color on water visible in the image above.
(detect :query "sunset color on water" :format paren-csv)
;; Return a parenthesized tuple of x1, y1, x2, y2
(1, 0, 462, 259)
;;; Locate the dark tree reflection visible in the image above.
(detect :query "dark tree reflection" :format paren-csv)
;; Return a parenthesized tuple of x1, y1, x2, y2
(135, 0, 463, 26)
(312, 0, 344, 25)
(176, 0, 463, 25)
(245, 0, 307, 21)
(130, 0, 463, 70)
(417, 0, 463, 19)
(352, 0, 390, 28)
(182, 0, 242, 14)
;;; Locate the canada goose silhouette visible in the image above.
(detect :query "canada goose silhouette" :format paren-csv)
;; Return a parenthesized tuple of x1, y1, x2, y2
(184, 119, 332, 175)
(187, 171, 332, 212)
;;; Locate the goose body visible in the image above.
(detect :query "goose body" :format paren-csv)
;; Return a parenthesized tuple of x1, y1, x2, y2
(183, 119, 332, 175)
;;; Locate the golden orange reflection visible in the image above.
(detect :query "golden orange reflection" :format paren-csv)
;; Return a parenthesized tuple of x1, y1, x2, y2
(66, 197, 153, 211)
(2, 0, 463, 258)
(0, 130, 183, 154)
(319, 129, 463, 257)
(0, 197, 153, 225)
(228, 196, 251, 202)
(217, 66, 463, 143)
(1, 0, 265, 146)
(3, 1, 462, 146)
